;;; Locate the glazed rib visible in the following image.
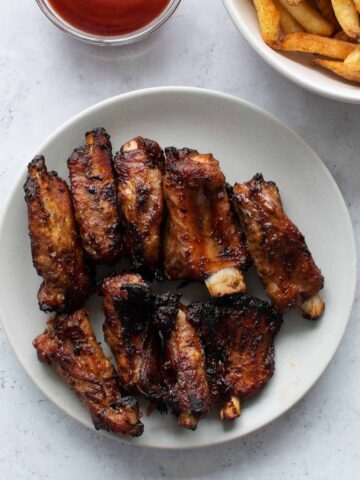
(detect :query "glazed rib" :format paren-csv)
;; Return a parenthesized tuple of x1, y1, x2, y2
(101, 274, 163, 402)
(189, 296, 282, 420)
(163, 148, 249, 297)
(233, 174, 325, 318)
(33, 309, 143, 437)
(154, 294, 210, 430)
(114, 137, 164, 277)
(24, 156, 92, 313)
(68, 128, 122, 264)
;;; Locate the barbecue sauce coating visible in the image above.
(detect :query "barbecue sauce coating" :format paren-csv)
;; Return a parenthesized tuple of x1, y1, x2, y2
(24, 156, 92, 313)
(49, 0, 170, 36)
(233, 174, 324, 313)
(68, 128, 122, 265)
(163, 148, 250, 281)
(33, 309, 143, 437)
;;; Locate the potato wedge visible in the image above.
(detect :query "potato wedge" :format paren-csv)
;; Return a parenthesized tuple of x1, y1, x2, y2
(253, 0, 281, 44)
(330, 0, 360, 40)
(344, 45, 360, 69)
(277, 0, 335, 35)
(275, 0, 304, 31)
(314, 57, 360, 81)
(275, 32, 355, 57)
(314, 0, 341, 27)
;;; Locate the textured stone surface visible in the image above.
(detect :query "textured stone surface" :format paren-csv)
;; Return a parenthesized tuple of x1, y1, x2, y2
(1, 1, 359, 478)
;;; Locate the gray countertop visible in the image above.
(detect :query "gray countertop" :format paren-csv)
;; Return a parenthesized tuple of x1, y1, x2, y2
(1, 1, 359, 478)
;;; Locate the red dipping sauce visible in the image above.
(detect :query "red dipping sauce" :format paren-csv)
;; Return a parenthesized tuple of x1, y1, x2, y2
(48, 0, 171, 36)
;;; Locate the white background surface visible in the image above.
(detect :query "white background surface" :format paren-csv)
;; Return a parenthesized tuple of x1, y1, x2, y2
(0, 0, 359, 478)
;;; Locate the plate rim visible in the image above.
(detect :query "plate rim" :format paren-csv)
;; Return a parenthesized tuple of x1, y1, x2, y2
(0, 86, 357, 449)
(222, 0, 360, 105)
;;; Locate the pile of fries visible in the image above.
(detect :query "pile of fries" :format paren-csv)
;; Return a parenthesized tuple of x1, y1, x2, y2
(253, 0, 360, 83)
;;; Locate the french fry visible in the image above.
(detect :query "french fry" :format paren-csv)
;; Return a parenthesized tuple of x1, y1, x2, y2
(344, 45, 360, 69)
(334, 29, 356, 40)
(250, 0, 360, 83)
(275, 0, 304, 31)
(253, 0, 281, 44)
(314, 0, 341, 28)
(353, 0, 360, 13)
(277, 0, 335, 35)
(275, 32, 355, 57)
(286, 0, 304, 5)
(314, 57, 360, 81)
(330, 0, 360, 40)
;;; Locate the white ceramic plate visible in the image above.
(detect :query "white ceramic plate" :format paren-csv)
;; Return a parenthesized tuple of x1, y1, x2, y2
(223, 0, 360, 104)
(0, 87, 356, 449)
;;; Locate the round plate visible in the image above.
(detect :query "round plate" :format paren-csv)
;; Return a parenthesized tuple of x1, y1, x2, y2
(0, 87, 356, 449)
(223, 0, 360, 104)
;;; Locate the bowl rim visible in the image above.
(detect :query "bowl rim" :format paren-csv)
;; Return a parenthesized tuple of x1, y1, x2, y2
(222, 0, 360, 104)
(35, 0, 181, 46)
(0, 86, 357, 449)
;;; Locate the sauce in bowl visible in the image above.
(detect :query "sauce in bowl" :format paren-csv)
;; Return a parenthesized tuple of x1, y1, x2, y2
(48, 0, 171, 36)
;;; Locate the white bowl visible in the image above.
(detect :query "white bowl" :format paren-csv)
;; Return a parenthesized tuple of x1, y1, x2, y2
(223, 0, 360, 104)
(0, 87, 356, 449)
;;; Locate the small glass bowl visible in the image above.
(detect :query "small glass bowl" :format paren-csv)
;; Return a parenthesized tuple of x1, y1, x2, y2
(35, 0, 182, 46)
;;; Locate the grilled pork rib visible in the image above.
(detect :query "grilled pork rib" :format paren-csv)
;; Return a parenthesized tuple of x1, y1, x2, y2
(24, 156, 92, 313)
(101, 274, 163, 403)
(233, 174, 325, 319)
(33, 309, 143, 437)
(189, 295, 282, 420)
(154, 293, 210, 430)
(163, 148, 249, 297)
(68, 128, 122, 264)
(114, 137, 164, 277)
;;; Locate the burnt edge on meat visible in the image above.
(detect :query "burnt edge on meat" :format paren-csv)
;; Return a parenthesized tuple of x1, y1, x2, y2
(153, 293, 210, 429)
(101, 274, 168, 412)
(115, 283, 155, 333)
(188, 294, 283, 405)
(153, 292, 182, 337)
